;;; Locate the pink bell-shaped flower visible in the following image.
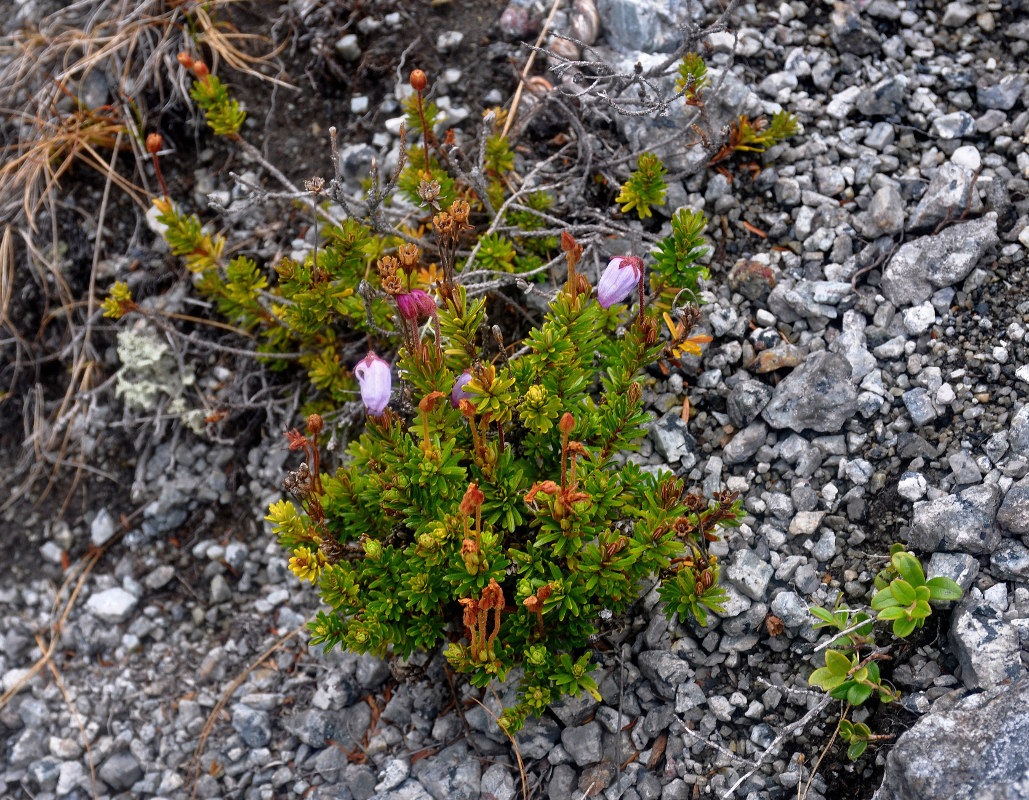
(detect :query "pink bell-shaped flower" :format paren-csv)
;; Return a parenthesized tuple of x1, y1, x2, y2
(597, 255, 644, 308)
(396, 289, 437, 322)
(354, 352, 392, 415)
(451, 371, 474, 408)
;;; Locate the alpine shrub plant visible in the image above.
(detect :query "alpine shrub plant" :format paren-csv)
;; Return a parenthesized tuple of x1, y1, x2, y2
(267, 227, 743, 732)
(807, 544, 962, 759)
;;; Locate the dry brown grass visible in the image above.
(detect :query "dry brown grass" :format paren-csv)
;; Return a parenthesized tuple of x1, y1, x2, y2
(0, 0, 290, 510)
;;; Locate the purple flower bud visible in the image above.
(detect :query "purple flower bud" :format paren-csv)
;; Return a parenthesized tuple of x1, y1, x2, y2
(597, 255, 644, 309)
(451, 371, 474, 408)
(354, 352, 391, 415)
(396, 289, 437, 322)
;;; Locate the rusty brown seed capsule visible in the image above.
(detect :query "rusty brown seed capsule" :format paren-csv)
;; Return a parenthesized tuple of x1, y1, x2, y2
(410, 69, 428, 92)
(193, 61, 209, 78)
(177, 52, 194, 70)
(306, 414, 323, 435)
(145, 133, 163, 154)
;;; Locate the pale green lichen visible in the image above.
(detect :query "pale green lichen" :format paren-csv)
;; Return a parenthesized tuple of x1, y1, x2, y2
(114, 329, 204, 434)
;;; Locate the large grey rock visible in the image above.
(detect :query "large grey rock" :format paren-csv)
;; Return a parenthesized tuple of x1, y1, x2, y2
(991, 540, 1029, 581)
(881, 215, 998, 305)
(874, 674, 1029, 800)
(997, 476, 1029, 535)
(761, 351, 857, 433)
(908, 484, 1002, 554)
(908, 163, 983, 230)
(950, 596, 1024, 690)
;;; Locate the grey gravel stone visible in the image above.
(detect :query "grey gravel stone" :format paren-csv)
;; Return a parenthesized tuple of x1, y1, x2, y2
(649, 411, 696, 463)
(977, 74, 1026, 110)
(903, 388, 938, 427)
(997, 477, 1029, 535)
(724, 549, 773, 601)
(829, 3, 881, 55)
(950, 596, 1024, 690)
(857, 75, 907, 116)
(876, 674, 1029, 800)
(231, 704, 271, 748)
(560, 721, 603, 767)
(770, 590, 810, 628)
(949, 451, 983, 485)
(723, 422, 767, 466)
(990, 541, 1029, 581)
(85, 587, 138, 624)
(909, 484, 1002, 554)
(480, 763, 516, 800)
(882, 216, 999, 304)
(413, 743, 480, 800)
(638, 651, 691, 698)
(90, 508, 117, 547)
(726, 379, 773, 428)
(931, 111, 975, 139)
(928, 552, 979, 593)
(98, 750, 142, 792)
(761, 351, 857, 433)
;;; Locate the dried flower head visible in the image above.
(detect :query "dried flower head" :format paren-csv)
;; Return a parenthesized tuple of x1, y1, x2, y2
(410, 69, 428, 92)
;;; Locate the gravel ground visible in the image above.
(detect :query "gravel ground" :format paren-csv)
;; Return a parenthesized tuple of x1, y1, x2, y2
(3, 1, 1029, 800)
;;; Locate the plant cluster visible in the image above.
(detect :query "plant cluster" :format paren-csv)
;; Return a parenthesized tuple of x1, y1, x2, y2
(267, 229, 743, 731)
(807, 545, 962, 760)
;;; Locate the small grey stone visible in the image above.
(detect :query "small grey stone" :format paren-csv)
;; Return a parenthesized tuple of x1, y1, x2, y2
(435, 30, 464, 53)
(761, 351, 857, 433)
(515, 715, 561, 760)
(413, 743, 480, 800)
(86, 587, 138, 624)
(334, 34, 361, 61)
(707, 695, 733, 722)
(949, 451, 983, 486)
(770, 591, 809, 628)
(941, 1, 975, 26)
(723, 422, 767, 466)
(793, 563, 821, 595)
(977, 74, 1026, 111)
(143, 565, 175, 590)
(724, 549, 773, 601)
(1009, 405, 1029, 457)
(857, 75, 907, 116)
(812, 530, 837, 562)
(867, 184, 906, 235)
(355, 653, 390, 689)
(903, 388, 938, 427)
(550, 691, 600, 728)
(907, 164, 984, 232)
(790, 510, 825, 536)
(931, 111, 975, 139)
(27, 757, 61, 791)
(997, 477, 1029, 535)
(598, 0, 684, 53)
(928, 552, 979, 592)
(638, 651, 691, 698)
(377, 758, 410, 792)
(649, 412, 696, 463)
(98, 750, 142, 792)
(480, 763, 516, 800)
(727, 380, 773, 428)
(898, 472, 928, 501)
(829, 3, 882, 55)
(90, 508, 117, 547)
(561, 721, 603, 767)
(990, 541, 1029, 581)
(950, 597, 1023, 690)
(231, 704, 271, 748)
(210, 574, 231, 604)
(902, 301, 936, 335)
